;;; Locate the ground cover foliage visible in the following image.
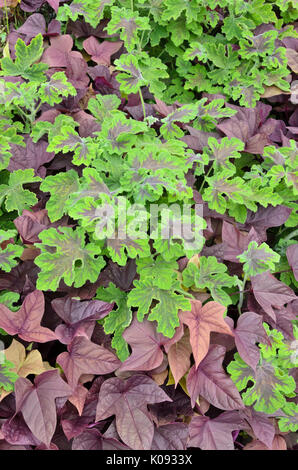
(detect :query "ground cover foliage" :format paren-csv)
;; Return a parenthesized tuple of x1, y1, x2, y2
(0, 0, 297, 451)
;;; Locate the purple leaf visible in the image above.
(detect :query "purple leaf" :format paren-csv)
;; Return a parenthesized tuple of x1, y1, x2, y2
(83, 36, 123, 65)
(189, 411, 246, 450)
(251, 272, 297, 320)
(240, 407, 275, 449)
(286, 244, 298, 281)
(186, 344, 244, 410)
(119, 315, 183, 372)
(0, 290, 57, 343)
(56, 336, 120, 389)
(72, 428, 129, 450)
(151, 423, 189, 450)
(230, 312, 270, 370)
(52, 296, 113, 344)
(14, 370, 72, 446)
(95, 375, 172, 450)
(7, 137, 55, 178)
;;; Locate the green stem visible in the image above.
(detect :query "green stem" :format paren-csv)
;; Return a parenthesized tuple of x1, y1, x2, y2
(130, 0, 134, 11)
(283, 228, 298, 241)
(198, 164, 213, 194)
(238, 273, 248, 315)
(138, 87, 146, 120)
(4, 0, 10, 36)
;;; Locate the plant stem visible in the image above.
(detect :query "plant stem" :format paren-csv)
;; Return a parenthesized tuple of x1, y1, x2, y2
(198, 164, 213, 193)
(130, 0, 134, 11)
(238, 273, 248, 315)
(138, 87, 146, 120)
(4, 0, 10, 36)
(283, 228, 298, 241)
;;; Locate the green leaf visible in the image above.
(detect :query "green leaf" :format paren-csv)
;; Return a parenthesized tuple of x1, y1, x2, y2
(35, 227, 105, 291)
(0, 359, 18, 392)
(96, 283, 132, 361)
(237, 241, 280, 277)
(277, 403, 298, 432)
(127, 278, 191, 337)
(136, 255, 178, 289)
(0, 243, 23, 273)
(106, 7, 150, 52)
(0, 34, 47, 81)
(204, 137, 244, 175)
(47, 126, 97, 166)
(0, 169, 41, 214)
(40, 170, 80, 222)
(57, 0, 113, 28)
(38, 72, 76, 106)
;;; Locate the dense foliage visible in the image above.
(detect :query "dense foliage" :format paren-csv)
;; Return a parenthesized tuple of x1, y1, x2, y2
(0, 0, 297, 451)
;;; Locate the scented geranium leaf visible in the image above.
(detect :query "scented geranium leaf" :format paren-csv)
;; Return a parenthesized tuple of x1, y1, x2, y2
(35, 227, 105, 291)
(160, 104, 198, 139)
(204, 137, 244, 175)
(0, 169, 41, 215)
(187, 344, 244, 410)
(0, 34, 48, 81)
(114, 54, 146, 94)
(106, 235, 151, 267)
(189, 411, 245, 450)
(286, 244, 298, 281)
(180, 300, 233, 368)
(182, 257, 237, 307)
(206, 43, 240, 70)
(0, 291, 20, 312)
(0, 360, 18, 393)
(57, 336, 120, 389)
(106, 7, 150, 52)
(277, 402, 298, 432)
(151, 423, 189, 451)
(96, 283, 132, 361)
(40, 170, 79, 222)
(88, 94, 121, 123)
(51, 296, 113, 345)
(95, 375, 171, 450)
(38, 72, 76, 106)
(127, 278, 191, 338)
(237, 241, 280, 277)
(136, 256, 178, 290)
(0, 243, 23, 273)
(98, 114, 146, 154)
(14, 370, 72, 446)
(251, 272, 297, 320)
(202, 172, 246, 214)
(227, 353, 296, 413)
(47, 126, 97, 166)
(57, 0, 113, 28)
(119, 315, 183, 372)
(239, 31, 278, 59)
(0, 290, 56, 342)
(231, 312, 270, 371)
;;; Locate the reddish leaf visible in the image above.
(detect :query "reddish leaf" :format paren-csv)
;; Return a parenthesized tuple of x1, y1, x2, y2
(180, 299, 233, 368)
(56, 336, 120, 389)
(166, 328, 192, 387)
(187, 344, 244, 410)
(119, 315, 183, 372)
(240, 407, 275, 449)
(151, 423, 188, 450)
(229, 312, 270, 370)
(286, 244, 298, 281)
(244, 435, 287, 450)
(95, 375, 172, 450)
(7, 137, 55, 178)
(14, 370, 72, 446)
(72, 428, 129, 450)
(251, 272, 297, 320)
(68, 384, 89, 416)
(189, 411, 245, 450)
(83, 36, 123, 65)
(221, 221, 264, 263)
(52, 296, 113, 344)
(0, 290, 57, 343)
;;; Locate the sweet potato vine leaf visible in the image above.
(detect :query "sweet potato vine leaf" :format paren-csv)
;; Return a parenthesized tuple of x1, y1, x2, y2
(35, 227, 105, 292)
(14, 370, 72, 446)
(189, 411, 245, 450)
(56, 336, 120, 389)
(286, 244, 298, 281)
(95, 375, 172, 450)
(0, 290, 56, 342)
(127, 278, 191, 338)
(180, 299, 233, 368)
(187, 344, 244, 410)
(251, 272, 297, 320)
(237, 241, 280, 277)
